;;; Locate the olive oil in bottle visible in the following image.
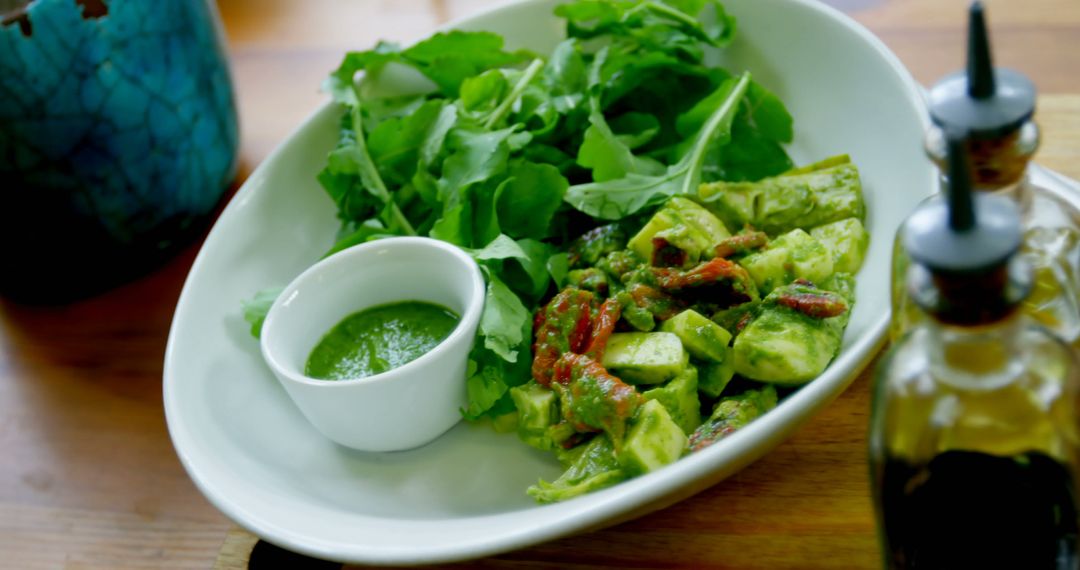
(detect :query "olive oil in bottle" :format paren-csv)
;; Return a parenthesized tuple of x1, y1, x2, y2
(871, 133, 1080, 569)
(889, 1, 1080, 346)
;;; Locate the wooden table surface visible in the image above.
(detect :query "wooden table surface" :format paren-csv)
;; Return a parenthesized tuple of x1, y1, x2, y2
(2, 1, 1079, 568)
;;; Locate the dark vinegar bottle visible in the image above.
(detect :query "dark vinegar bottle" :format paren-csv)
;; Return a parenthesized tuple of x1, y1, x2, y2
(870, 132, 1080, 569)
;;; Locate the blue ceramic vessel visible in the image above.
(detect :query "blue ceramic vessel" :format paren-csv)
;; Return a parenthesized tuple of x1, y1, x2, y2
(0, 0, 238, 301)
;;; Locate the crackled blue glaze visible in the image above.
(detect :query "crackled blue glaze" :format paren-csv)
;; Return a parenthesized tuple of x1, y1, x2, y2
(0, 0, 238, 300)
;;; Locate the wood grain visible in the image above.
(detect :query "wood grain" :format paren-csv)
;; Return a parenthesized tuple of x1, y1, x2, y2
(1, 0, 1077, 568)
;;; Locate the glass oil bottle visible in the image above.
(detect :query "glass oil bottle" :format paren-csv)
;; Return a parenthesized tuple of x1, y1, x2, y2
(871, 133, 1080, 569)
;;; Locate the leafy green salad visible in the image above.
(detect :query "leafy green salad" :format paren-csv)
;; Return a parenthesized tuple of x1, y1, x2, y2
(243, 0, 869, 502)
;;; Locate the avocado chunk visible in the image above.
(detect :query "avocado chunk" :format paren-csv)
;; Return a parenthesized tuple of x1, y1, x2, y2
(643, 367, 702, 434)
(810, 218, 869, 274)
(738, 229, 834, 294)
(567, 267, 609, 295)
(689, 385, 778, 452)
(510, 381, 559, 451)
(491, 412, 519, 433)
(659, 309, 732, 363)
(732, 284, 847, 384)
(617, 399, 688, 475)
(614, 291, 657, 331)
(511, 382, 557, 431)
(569, 224, 627, 268)
(627, 197, 730, 266)
(528, 435, 626, 503)
(698, 357, 735, 398)
(601, 332, 688, 384)
(820, 272, 856, 327)
(698, 156, 864, 235)
(711, 301, 761, 339)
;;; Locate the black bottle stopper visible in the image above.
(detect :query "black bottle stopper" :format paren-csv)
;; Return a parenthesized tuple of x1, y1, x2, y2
(903, 130, 1027, 324)
(927, 1, 1036, 139)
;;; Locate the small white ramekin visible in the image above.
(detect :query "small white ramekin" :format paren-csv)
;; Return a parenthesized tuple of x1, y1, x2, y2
(260, 237, 485, 452)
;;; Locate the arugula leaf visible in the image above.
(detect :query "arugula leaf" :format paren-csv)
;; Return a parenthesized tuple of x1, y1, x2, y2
(466, 233, 529, 262)
(690, 80, 794, 181)
(514, 83, 562, 138)
(555, 1, 624, 37)
(543, 39, 588, 114)
(241, 287, 284, 339)
(463, 355, 509, 420)
(320, 103, 417, 234)
(577, 111, 665, 182)
(367, 99, 446, 187)
(503, 239, 557, 301)
(460, 69, 509, 117)
(662, 0, 737, 46)
(322, 41, 402, 105)
(495, 160, 569, 240)
(439, 126, 517, 196)
(675, 72, 737, 137)
(481, 59, 545, 130)
(401, 31, 533, 96)
(610, 112, 661, 149)
(547, 252, 570, 288)
(420, 104, 459, 167)
(703, 113, 793, 182)
(317, 148, 378, 223)
(479, 270, 531, 363)
(744, 80, 794, 143)
(430, 200, 472, 246)
(565, 72, 751, 219)
(462, 338, 531, 420)
(322, 220, 393, 258)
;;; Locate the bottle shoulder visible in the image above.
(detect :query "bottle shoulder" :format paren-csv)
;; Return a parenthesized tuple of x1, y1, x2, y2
(1023, 184, 1080, 232)
(880, 324, 1077, 394)
(875, 324, 1080, 461)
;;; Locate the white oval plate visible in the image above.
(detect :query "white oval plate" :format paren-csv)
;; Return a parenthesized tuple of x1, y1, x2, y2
(164, 0, 934, 564)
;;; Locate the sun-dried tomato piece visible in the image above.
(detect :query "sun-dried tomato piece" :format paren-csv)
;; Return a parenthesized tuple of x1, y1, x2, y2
(627, 283, 685, 321)
(651, 257, 758, 306)
(584, 298, 622, 359)
(774, 289, 848, 319)
(651, 236, 689, 267)
(532, 288, 595, 385)
(714, 231, 769, 259)
(552, 353, 642, 444)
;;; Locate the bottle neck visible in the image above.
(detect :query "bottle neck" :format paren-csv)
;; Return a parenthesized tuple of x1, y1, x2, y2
(906, 256, 1034, 389)
(907, 261, 1030, 327)
(925, 121, 1040, 193)
(923, 311, 1027, 390)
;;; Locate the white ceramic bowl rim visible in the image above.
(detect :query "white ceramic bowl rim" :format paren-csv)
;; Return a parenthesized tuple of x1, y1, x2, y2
(260, 236, 485, 388)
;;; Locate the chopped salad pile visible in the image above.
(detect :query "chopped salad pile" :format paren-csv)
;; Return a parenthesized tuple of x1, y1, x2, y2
(243, 0, 869, 502)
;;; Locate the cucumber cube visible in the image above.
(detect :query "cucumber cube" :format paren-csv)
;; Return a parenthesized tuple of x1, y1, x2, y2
(739, 229, 834, 294)
(510, 382, 559, 451)
(698, 357, 735, 398)
(510, 382, 557, 431)
(660, 309, 732, 363)
(643, 367, 702, 434)
(617, 399, 688, 475)
(602, 332, 688, 384)
(698, 159, 863, 235)
(810, 218, 870, 274)
(732, 307, 842, 385)
(627, 197, 730, 265)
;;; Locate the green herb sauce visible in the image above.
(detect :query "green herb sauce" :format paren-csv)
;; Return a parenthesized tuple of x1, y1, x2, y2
(305, 301, 459, 381)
